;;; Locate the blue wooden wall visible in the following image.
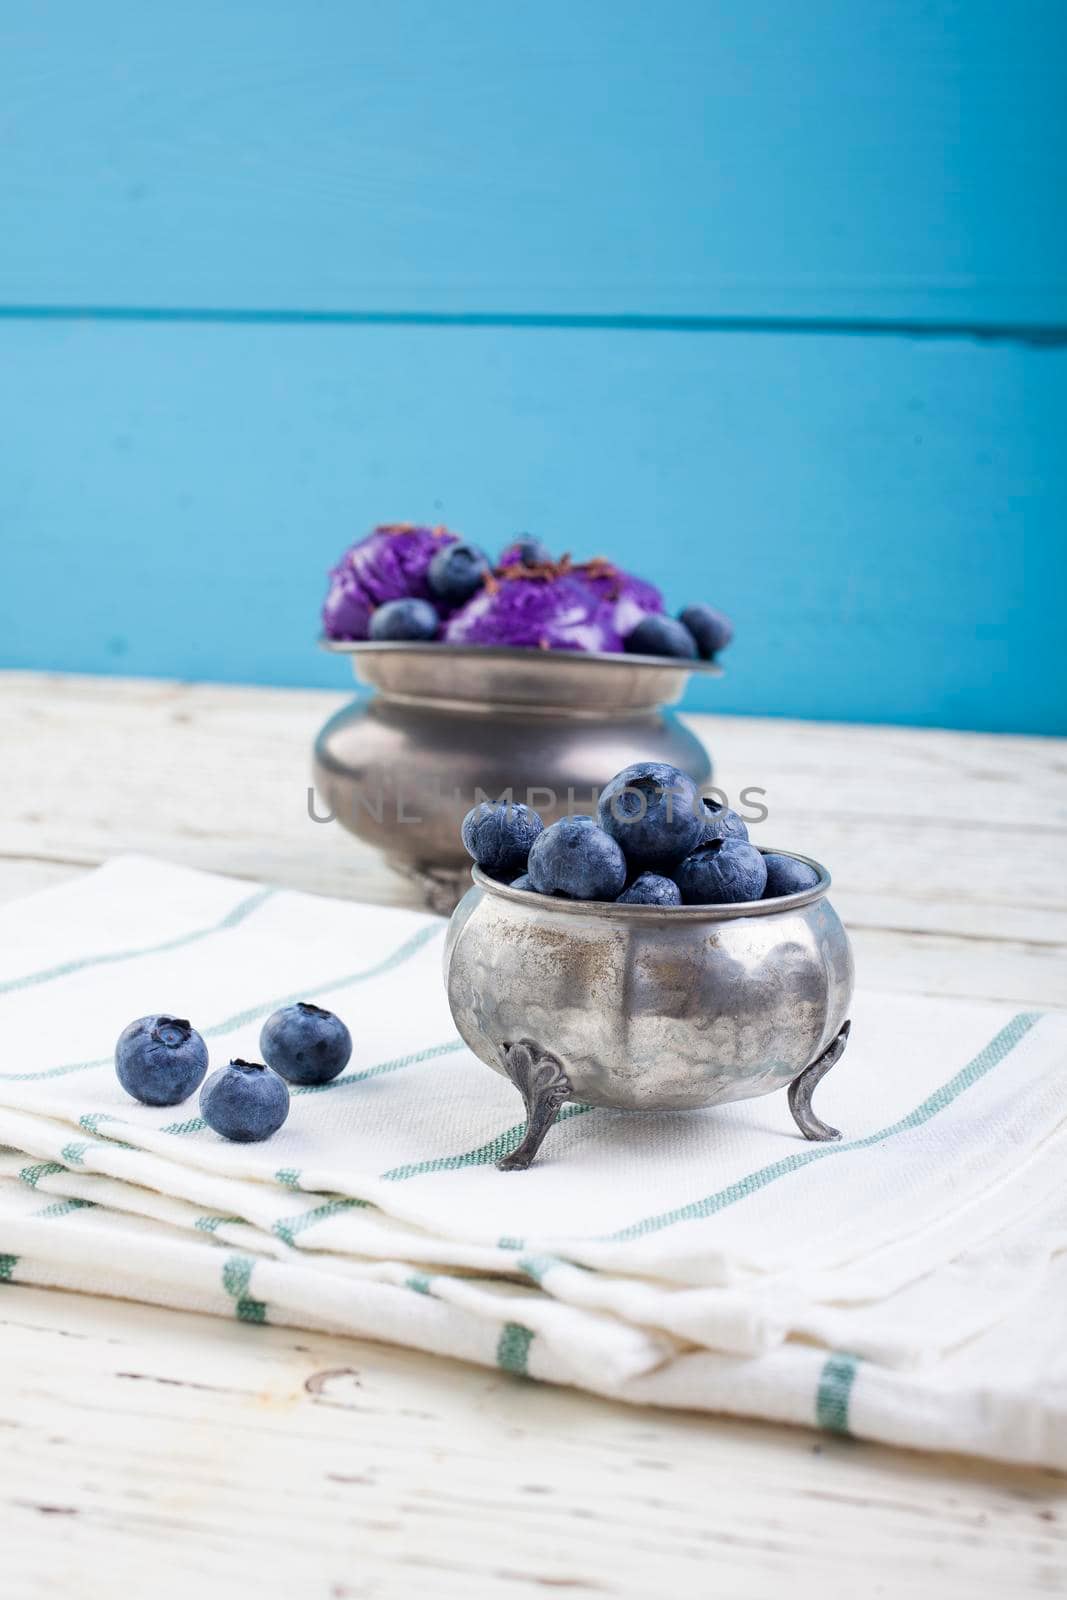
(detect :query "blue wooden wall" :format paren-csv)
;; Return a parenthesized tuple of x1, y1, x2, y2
(2, 0, 1065, 732)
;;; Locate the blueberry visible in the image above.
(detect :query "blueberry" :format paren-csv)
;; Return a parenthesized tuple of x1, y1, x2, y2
(461, 800, 544, 880)
(623, 615, 698, 660)
(199, 1059, 290, 1142)
(675, 838, 768, 905)
(115, 1015, 209, 1106)
(500, 536, 552, 568)
(509, 872, 535, 891)
(260, 1001, 352, 1086)
(762, 852, 820, 898)
(616, 873, 681, 907)
(678, 604, 733, 659)
(700, 799, 750, 843)
(527, 815, 627, 901)
(369, 597, 439, 641)
(427, 541, 490, 608)
(598, 761, 705, 870)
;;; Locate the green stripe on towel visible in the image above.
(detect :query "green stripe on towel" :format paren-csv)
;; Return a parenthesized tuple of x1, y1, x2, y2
(273, 1196, 367, 1248)
(291, 1038, 464, 1095)
(162, 1039, 462, 1137)
(517, 1255, 565, 1285)
(382, 1102, 593, 1181)
(36, 1198, 95, 1219)
(222, 1253, 267, 1324)
(816, 1353, 860, 1433)
(496, 1322, 535, 1376)
(0, 885, 276, 998)
(604, 1012, 1041, 1243)
(0, 1254, 18, 1282)
(2, 921, 444, 1084)
(78, 1113, 129, 1137)
(19, 1162, 64, 1190)
(199, 922, 444, 1039)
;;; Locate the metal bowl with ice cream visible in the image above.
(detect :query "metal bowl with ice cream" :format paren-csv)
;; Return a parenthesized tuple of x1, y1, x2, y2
(314, 525, 732, 913)
(314, 643, 720, 912)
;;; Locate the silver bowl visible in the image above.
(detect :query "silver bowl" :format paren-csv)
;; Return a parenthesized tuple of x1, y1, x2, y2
(443, 853, 854, 1168)
(313, 643, 720, 913)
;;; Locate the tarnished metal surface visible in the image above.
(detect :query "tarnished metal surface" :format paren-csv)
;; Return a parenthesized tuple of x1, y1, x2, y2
(444, 856, 854, 1165)
(323, 639, 720, 711)
(313, 643, 715, 905)
(788, 1020, 852, 1141)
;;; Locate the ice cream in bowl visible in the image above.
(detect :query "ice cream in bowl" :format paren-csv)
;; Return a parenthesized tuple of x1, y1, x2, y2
(315, 524, 733, 911)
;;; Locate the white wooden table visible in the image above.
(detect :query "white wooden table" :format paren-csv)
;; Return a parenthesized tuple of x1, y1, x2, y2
(1, 671, 1064, 1599)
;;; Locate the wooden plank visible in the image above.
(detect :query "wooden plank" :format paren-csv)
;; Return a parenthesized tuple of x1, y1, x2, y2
(1, 1, 1064, 325)
(3, 323, 1065, 734)
(2, 676, 1065, 1592)
(844, 927, 1066, 1009)
(0, 1282, 1063, 1600)
(2, 673, 1065, 1006)
(0, 858, 81, 906)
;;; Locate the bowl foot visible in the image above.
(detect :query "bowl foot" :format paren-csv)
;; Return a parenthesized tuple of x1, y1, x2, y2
(496, 1039, 572, 1171)
(408, 865, 469, 918)
(787, 1020, 851, 1141)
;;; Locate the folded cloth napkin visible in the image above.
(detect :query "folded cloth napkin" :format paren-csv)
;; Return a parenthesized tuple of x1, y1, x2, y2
(1, 856, 1064, 1468)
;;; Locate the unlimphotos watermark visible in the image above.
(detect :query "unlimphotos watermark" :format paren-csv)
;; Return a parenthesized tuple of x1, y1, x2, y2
(307, 777, 769, 828)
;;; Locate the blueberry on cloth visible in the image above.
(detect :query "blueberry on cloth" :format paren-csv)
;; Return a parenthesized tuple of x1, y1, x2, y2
(678, 604, 733, 659)
(762, 852, 821, 898)
(598, 761, 706, 870)
(369, 597, 440, 641)
(616, 873, 682, 906)
(260, 1002, 353, 1086)
(427, 542, 491, 608)
(623, 615, 698, 659)
(199, 1059, 290, 1142)
(674, 838, 768, 905)
(461, 801, 544, 880)
(527, 815, 627, 901)
(115, 1015, 209, 1106)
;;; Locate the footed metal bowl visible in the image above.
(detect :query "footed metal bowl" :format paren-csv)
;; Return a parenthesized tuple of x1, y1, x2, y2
(313, 642, 720, 913)
(443, 853, 854, 1168)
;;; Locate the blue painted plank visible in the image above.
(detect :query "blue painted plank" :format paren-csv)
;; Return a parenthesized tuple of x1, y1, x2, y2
(2, 319, 1063, 733)
(1, 0, 1064, 325)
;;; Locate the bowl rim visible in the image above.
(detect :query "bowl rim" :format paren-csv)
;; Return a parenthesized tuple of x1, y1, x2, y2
(320, 638, 723, 676)
(470, 847, 831, 921)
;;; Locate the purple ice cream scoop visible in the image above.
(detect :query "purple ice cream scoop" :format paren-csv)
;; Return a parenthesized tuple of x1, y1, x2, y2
(577, 558, 664, 648)
(322, 523, 459, 640)
(443, 558, 663, 653)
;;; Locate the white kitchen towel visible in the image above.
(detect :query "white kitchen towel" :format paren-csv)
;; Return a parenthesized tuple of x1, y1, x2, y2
(0, 856, 1064, 1468)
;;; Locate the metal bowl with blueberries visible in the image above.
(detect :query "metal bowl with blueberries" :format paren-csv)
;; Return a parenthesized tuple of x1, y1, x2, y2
(443, 763, 854, 1169)
(314, 525, 730, 912)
